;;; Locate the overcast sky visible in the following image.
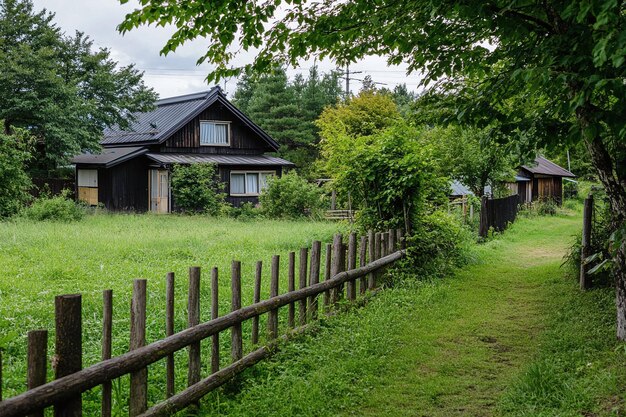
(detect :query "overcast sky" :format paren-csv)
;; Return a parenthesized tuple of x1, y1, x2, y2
(32, 0, 423, 99)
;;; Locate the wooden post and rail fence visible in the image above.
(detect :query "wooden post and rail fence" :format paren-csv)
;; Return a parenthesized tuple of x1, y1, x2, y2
(580, 194, 594, 290)
(479, 194, 521, 238)
(0, 228, 406, 417)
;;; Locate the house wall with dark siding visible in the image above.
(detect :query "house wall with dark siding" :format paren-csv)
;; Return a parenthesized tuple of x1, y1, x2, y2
(161, 103, 272, 154)
(218, 164, 284, 207)
(99, 158, 149, 211)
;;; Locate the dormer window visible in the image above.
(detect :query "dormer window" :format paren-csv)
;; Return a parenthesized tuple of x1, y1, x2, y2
(200, 121, 230, 146)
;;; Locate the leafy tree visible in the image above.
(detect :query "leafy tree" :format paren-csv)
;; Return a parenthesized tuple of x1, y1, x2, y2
(120, 0, 626, 337)
(1, 0, 156, 175)
(170, 163, 226, 215)
(0, 128, 32, 217)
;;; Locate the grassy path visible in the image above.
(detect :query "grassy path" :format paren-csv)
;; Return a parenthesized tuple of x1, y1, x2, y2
(357, 214, 576, 416)
(204, 210, 625, 416)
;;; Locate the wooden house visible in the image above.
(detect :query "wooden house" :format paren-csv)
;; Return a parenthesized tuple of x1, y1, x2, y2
(71, 88, 294, 212)
(508, 156, 575, 204)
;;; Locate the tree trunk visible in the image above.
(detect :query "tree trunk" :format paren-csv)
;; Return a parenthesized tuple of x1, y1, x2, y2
(580, 120, 626, 339)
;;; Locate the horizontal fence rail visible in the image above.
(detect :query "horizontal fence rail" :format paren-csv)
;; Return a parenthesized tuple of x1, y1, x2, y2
(0, 229, 406, 417)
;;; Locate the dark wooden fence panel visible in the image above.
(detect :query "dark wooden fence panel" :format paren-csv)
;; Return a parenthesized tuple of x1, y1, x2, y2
(479, 194, 521, 237)
(31, 178, 74, 198)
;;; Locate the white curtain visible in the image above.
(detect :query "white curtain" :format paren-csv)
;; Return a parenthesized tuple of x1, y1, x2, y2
(200, 122, 228, 144)
(246, 173, 259, 194)
(231, 173, 245, 194)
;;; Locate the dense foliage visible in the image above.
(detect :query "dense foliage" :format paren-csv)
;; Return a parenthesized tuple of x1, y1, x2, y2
(259, 171, 324, 219)
(22, 191, 84, 222)
(170, 163, 226, 215)
(1, 0, 156, 175)
(0, 129, 32, 217)
(233, 67, 342, 173)
(317, 92, 446, 230)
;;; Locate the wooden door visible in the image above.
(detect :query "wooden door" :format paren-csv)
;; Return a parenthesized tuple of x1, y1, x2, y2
(150, 169, 170, 213)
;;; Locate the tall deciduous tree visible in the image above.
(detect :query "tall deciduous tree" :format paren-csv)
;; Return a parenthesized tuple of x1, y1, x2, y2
(1, 0, 156, 175)
(120, 0, 626, 338)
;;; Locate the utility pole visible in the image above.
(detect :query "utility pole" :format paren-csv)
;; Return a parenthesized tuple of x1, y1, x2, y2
(345, 64, 350, 100)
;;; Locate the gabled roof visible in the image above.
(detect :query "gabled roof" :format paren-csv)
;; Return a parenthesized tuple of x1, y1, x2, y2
(71, 146, 147, 168)
(146, 153, 295, 166)
(450, 180, 473, 196)
(521, 156, 575, 178)
(100, 87, 279, 151)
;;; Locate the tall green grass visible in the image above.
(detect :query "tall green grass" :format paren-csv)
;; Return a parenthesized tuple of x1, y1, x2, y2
(0, 214, 341, 412)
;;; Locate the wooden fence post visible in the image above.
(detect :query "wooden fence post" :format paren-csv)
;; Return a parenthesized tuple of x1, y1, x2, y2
(347, 233, 357, 301)
(373, 233, 382, 288)
(299, 248, 308, 325)
(368, 231, 375, 290)
(165, 274, 175, 399)
(251, 261, 262, 345)
(54, 294, 82, 417)
(102, 289, 113, 415)
(210, 267, 219, 374)
(388, 229, 396, 253)
(188, 267, 201, 388)
(268, 255, 280, 339)
(396, 228, 405, 250)
(287, 252, 296, 328)
(359, 235, 367, 294)
(231, 261, 243, 362)
(129, 280, 147, 417)
(309, 241, 321, 319)
(580, 194, 594, 290)
(331, 234, 343, 304)
(323, 243, 332, 309)
(27, 330, 47, 417)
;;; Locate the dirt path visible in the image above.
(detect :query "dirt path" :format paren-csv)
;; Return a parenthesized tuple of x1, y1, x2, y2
(355, 213, 579, 416)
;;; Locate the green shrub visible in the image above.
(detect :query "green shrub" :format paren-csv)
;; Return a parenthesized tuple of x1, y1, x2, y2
(259, 172, 324, 219)
(170, 163, 227, 215)
(402, 211, 473, 278)
(536, 199, 557, 216)
(225, 202, 262, 221)
(22, 191, 85, 222)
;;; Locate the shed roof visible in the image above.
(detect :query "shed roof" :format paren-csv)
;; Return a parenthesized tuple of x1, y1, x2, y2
(71, 146, 147, 168)
(521, 156, 575, 178)
(450, 180, 473, 196)
(100, 87, 279, 151)
(145, 153, 295, 167)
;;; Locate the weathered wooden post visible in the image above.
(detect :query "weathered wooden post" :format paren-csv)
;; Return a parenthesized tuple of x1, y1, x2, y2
(299, 248, 308, 325)
(330, 234, 343, 304)
(580, 194, 594, 290)
(211, 267, 220, 373)
(388, 229, 396, 253)
(251, 261, 262, 345)
(102, 289, 113, 414)
(27, 330, 48, 417)
(54, 294, 82, 417)
(359, 235, 368, 294)
(347, 233, 357, 301)
(373, 232, 382, 289)
(231, 261, 243, 361)
(309, 241, 322, 319)
(188, 267, 201, 388)
(129, 280, 147, 416)
(324, 243, 332, 308)
(165, 274, 175, 398)
(287, 252, 296, 328)
(268, 255, 280, 339)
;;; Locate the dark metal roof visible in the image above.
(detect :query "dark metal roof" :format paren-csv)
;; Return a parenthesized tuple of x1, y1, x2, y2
(71, 147, 147, 167)
(146, 153, 295, 167)
(521, 156, 575, 178)
(100, 87, 280, 151)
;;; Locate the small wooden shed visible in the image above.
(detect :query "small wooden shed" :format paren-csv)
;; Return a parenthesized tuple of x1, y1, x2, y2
(512, 156, 575, 204)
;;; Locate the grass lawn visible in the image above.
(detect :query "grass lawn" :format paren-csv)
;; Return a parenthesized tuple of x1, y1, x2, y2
(196, 207, 626, 416)
(0, 214, 341, 411)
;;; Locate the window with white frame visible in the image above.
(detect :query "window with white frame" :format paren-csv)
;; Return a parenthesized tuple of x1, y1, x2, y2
(230, 171, 274, 196)
(200, 121, 229, 145)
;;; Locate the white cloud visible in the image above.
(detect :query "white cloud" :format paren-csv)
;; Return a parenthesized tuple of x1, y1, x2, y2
(32, 0, 424, 98)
